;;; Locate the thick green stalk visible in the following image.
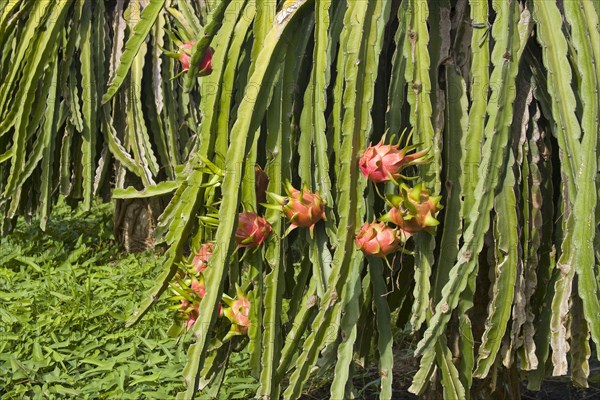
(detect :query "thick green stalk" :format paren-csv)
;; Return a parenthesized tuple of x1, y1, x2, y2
(563, 0, 600, 358)
(404, 0, 436, 332)
(371, 260, 393, 399)
(415, 0, 521, 359)
(178, 3, 311, 397)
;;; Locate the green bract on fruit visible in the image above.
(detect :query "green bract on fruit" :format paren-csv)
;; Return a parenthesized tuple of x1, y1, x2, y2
(359, 139, 429, 183)
(355, 221, 402, 258)
(381, 182, 443, 235)
(235, 212, 272, 248)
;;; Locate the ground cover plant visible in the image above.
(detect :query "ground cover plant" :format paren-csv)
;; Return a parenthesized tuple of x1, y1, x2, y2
(0, 200, 257, 399)
(1, 0, 599, 399)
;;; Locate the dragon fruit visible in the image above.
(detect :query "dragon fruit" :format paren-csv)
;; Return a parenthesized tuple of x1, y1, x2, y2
(359, 139, 429, 183)
(178, 42, 214, 76)
(355, 222, 402, 258)
(269, 181, 326, 237)
(381, 183, 443, 234)
(222, 287, 251, 339)
(191, 276, 206, 298)
(192, 242, 214, 274)
(235, 212, 272, 248)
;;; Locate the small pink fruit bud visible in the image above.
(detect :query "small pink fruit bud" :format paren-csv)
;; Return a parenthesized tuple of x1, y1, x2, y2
(359, 140, 429, 183)
(192, 242, 214, 274)
(355, 222, 402, 257)
(178, 42, 214, 76)
(235, 212, 272, 248)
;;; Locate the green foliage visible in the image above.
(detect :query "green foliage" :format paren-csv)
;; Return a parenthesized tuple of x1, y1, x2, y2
(1, 0, 600, 399)
(0, 199, 260, 399)
(0, 200, 186, 398)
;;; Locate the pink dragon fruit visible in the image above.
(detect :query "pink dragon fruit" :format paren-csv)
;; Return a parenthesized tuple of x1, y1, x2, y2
(355, 222, 402, 258)
(191, 276, 206, 298)
(269, 181, 326, 237)
(178, 42, 214, 76)
(222, 287, 251, 339)
(235, 212, 272, 248)
(359, 139, 429, 183)
(192, 242, 214, 274)
(185, 304, 200, 329)
(381, 183, 443, 235)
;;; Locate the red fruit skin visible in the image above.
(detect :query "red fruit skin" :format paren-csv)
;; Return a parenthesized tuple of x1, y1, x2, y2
(355, 222, 401, 257)
(192, 242, 214, 273)
(283, 187, 325, 231)
(178, 42, 214, 76)
(359, 141, 428, 183)
(235, 212, 272, 248)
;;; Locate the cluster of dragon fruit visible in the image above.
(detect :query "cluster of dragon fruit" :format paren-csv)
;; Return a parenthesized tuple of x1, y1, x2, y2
(168, 43, 442, 339)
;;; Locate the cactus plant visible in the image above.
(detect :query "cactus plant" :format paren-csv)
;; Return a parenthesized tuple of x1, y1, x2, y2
(1, 0, 599, 399)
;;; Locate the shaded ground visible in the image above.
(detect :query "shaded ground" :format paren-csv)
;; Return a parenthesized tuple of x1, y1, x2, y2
(300, 344, 600, 399)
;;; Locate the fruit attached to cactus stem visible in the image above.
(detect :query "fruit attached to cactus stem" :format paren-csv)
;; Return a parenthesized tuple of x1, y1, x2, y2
(192, 242, 214, 274)
(355, 221, 403, 258)
(267, 181, 326, 238)
(235, 212, 272, 248)
(359, 138, 429, 183)
(178, 42, 214, 76)
(381, 182, 443, 235)
(222, 286, 251, 340)
(255, 165, 269, 204)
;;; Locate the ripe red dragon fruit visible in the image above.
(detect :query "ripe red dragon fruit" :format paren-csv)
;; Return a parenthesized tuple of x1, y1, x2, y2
(255, 165, 269, 203)
(192, 242, 214, 274)
(355, 221, 402, 258)
(269, 181, 326, 237)
(178, 42, 214, 76)
(235, 212, 272, 248)
(359, 139, 429, 183)
(381, 183, 443, 235)
(222, 287, 251, 340)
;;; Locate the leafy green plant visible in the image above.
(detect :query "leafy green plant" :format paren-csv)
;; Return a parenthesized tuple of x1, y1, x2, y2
(1, 0, 600, 399)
